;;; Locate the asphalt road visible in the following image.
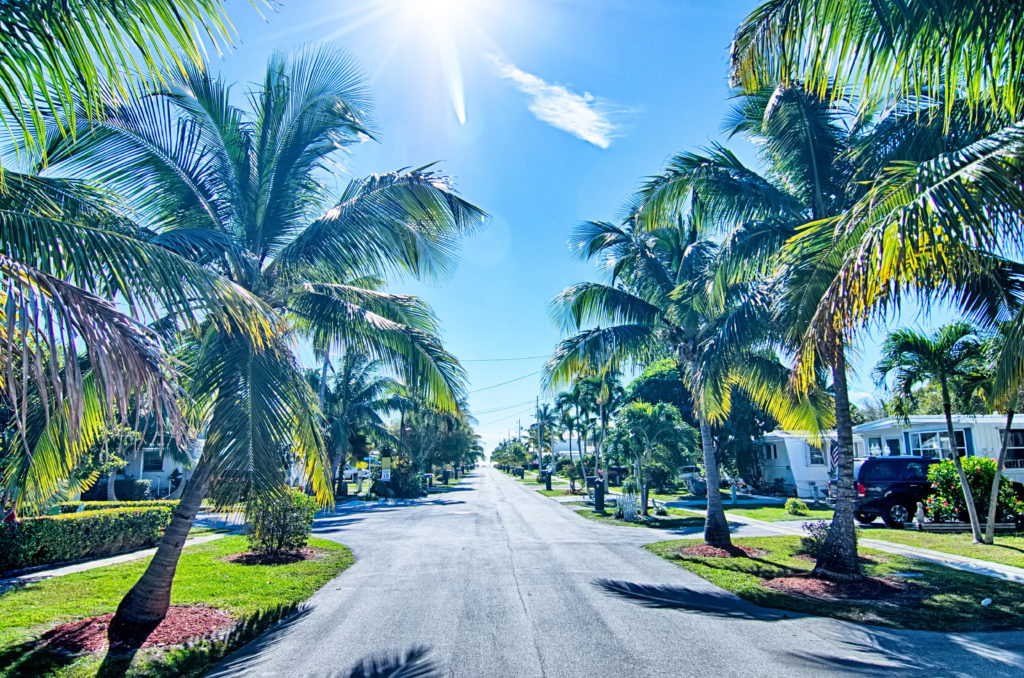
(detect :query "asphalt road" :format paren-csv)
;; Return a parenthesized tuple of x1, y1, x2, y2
(207, 467, 1024, 678)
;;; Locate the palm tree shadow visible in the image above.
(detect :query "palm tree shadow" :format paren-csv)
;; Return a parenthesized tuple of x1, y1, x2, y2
(327, 645, 440, 678)
(593, 578, 793, 621)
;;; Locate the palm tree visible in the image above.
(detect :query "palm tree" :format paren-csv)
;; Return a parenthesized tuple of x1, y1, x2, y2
(545, 207, 829, 547)
(730, 0, 1024, 408)
(40, 47, 484, 642)
(535, 403, 559, 471)
(875, 322, 988, 541)
(0, 0, 244, 173)
(555, 392, 588, 492)
(311, 351, 406, 496)
(639, 82, 1024, 579)
(617, 400, 685, 516)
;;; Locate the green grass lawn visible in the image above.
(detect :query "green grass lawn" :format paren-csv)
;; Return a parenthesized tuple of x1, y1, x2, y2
(646, 535, 1024, 631)
(725, 505, 834, 522)
(0, 536, 353, 678)
(648, 490, 735, 502)
(572, 506, 705, 529)
(861, 529, 1024, 569)
(537, 489, 586, 498)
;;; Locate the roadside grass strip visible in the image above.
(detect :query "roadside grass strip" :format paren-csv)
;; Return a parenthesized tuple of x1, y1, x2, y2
(861, 529, 1024, 570)
(724, 505, 834, 522)
(0, 536, 353, 678)
(646, 535, 1024, 631)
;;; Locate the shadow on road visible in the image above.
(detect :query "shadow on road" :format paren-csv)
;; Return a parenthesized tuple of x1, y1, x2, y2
(780, 631, 1024, 678)
(205, 605, 316, 677)
(327, 645, 439, 678)
(592, 578, 791, 621)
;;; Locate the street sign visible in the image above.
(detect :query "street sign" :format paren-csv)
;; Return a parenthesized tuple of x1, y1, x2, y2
(382, 457, 392, 470)
(381, 469, 391, 482)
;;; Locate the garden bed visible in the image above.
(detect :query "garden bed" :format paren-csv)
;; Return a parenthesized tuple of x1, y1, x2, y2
(646, 535, 1024, 631)
(0, 536, 354, 678)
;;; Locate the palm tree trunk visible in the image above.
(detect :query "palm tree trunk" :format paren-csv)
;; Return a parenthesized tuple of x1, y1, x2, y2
(641, 461, 650, 517)
(699, 416, 730, 547)
(107, 460, 214, 646)
(812, 350, 862, 581)
(106, 471, 118, 502)
(940, 382, 983, 542)
(984, 408, 1015, 544)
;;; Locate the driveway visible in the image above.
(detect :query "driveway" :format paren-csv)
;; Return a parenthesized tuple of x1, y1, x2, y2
(207, 467, 1024, 677)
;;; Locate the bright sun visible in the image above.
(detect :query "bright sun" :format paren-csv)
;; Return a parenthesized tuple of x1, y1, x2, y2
(394, 0, 477, 124)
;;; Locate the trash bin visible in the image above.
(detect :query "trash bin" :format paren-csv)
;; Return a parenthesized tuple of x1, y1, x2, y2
(442, 469, 451, 485)
(594, 480, 605, 513)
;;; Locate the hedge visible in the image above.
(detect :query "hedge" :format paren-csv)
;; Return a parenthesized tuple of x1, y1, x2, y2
(56, 499, 179, 514)
(0, 506, 173, 574)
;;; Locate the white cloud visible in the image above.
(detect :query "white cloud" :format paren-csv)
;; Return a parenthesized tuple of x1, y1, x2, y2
(488, 54, 620, 149)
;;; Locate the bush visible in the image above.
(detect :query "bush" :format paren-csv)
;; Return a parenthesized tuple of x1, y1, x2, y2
(370, 455, 424, 499)
(784, 498, 809, 516)
(797, 520, 831, 558)
(925, 457, 1024, 523)
(80, 477, 152, 501)
(246, 489, 318, 555)
(57, 500, 179, 514)
(0, 506, 173, 574)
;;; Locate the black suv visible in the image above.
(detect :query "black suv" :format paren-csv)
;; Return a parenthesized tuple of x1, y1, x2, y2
(849, 456, 939, 528)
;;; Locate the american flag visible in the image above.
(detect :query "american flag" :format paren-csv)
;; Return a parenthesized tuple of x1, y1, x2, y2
(829, 442, 839, 470)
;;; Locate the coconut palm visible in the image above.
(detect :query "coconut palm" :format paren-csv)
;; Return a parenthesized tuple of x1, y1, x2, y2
(730, 0, 1024, 405)
(874, 322, 989, 541)
(545, 206, 830, 547)
(38, 46, 484, 642)
(534, 403, 559, 470)
(311, 351, 406, 495)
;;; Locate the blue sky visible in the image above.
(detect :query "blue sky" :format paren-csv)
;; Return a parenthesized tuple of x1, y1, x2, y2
(218, 0, 951, 450)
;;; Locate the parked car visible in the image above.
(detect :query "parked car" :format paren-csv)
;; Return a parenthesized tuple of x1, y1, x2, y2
(842, 456, 939, 528)
(342, 465, 369, 481)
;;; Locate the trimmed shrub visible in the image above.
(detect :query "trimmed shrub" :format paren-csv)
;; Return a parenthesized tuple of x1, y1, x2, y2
(57, 500, 179, 514)
(0, 506, 173, 574)
(784, 498, 809, 516)
(925, 457, 1024, 523)
(246, 489, 317, 555)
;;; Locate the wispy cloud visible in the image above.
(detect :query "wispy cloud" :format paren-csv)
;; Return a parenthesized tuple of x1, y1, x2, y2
(488, 54, 621, 149)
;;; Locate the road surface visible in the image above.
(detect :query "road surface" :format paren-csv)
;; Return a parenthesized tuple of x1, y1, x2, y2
(207, 467, 1024, 677)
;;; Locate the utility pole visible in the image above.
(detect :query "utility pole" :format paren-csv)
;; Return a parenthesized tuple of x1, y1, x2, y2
(535, 397, 541, 473)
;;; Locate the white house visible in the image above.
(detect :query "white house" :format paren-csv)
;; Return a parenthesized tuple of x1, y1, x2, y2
(753, 413, 1024, 499)
(852, 414, 1024, 485)
(754, 431, 865, 501)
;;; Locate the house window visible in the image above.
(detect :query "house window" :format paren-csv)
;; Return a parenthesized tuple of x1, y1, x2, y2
(867, 437, 884, 456)
(1001, 430, 1024, 469)
(142, 447, 163, 472)
(909, 430, 967, 458)
(761, 443, 778, 460)
(808, 445, 826, 466)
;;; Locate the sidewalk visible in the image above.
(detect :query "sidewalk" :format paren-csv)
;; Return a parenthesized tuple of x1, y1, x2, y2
(0, 531, 231, 591)
(719, 510, 1024, 583)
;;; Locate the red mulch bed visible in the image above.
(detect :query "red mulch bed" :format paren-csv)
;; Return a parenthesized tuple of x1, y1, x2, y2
(764, 574, 919, 604)
(679, 544, 769, 558)
(41, 605, 235, 654)
(221, 546, 325, 565)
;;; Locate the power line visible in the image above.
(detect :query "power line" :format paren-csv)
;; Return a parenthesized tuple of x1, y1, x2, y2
(471, 399, 535, 415)
(478, 405, 536, 426)
(461, 354, 548, 363)
(468, 369, 543, 394)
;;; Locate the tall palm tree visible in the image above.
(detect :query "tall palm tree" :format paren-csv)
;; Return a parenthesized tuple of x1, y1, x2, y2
(875, 322, 988, 541)
(40, 47, 484, 642)
(535, 403, 558, 470)
(545, 207, 830, 547)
